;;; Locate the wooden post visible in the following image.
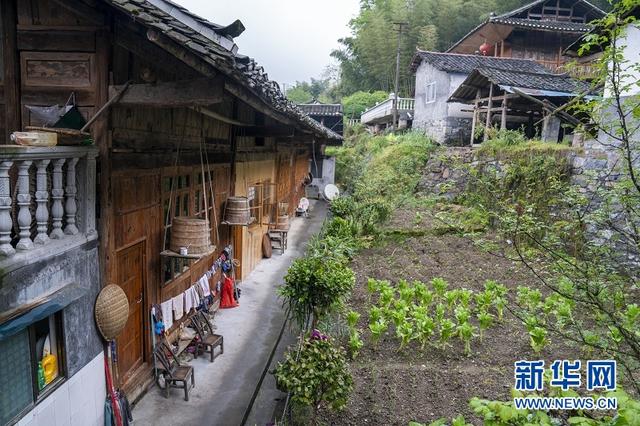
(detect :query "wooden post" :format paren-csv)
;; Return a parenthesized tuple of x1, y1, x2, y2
(484, 84, 494, 141)
(470, 88, 481, 146)
(2, 0, 20, 143)
(95, 30, 112, 293)
(501, 96, 508, 130)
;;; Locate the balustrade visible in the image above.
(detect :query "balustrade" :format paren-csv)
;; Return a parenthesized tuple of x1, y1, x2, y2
(0, 146, 98, 262)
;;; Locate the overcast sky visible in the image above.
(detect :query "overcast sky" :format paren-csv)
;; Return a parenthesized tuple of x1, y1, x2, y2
(177, 0, 361, 88)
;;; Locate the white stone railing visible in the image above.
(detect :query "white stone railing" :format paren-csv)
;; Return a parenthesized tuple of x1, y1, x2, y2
(361, 97, 415, 124)
(0, 145, 98, 269)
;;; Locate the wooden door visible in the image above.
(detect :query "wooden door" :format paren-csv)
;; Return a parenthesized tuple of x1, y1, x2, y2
(115, 241, 145, 385)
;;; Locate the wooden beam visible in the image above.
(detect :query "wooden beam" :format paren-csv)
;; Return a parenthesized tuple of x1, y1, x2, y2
(113, 23, 197, 79)
(48, 0, 105, 26)
(192, 106, 250, 126)
(236, 126, 295, 138)
(484, 84, 494, 141)
(470, 88, 480, 146)
(2, 0, 20, 141)
(501, 97, 508, 130)
(225, 82, 296, 127)
(145, 28, 219, 78)
(109, 78, 224, 107)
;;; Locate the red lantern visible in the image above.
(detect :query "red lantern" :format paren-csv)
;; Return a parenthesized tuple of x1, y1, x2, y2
(479, 42, 493, 56)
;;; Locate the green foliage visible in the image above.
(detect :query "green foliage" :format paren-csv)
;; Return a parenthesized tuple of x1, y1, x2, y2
(341, 90, 388, 118)
(365, 278, 506, 354)
(285, 77, 337, 104)
(346, 310, 361, 328)
(331, 131, 435, 211)
(280, 255, 355, 328)
(286, 85, 314, 103)
(274, 333, 353, 413)
(348, 330, 364, 359)
(429, 388, 640, 425)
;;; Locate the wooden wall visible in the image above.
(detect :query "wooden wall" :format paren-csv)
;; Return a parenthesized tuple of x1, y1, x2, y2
(1, 0, 319, 397)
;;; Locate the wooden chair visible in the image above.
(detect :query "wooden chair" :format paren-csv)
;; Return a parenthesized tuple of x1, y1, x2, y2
(153, 340, 195, 401)
(191, 311, 224, 362)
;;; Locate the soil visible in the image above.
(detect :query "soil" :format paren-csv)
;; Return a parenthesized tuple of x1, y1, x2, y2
(316, 207, 583, 426)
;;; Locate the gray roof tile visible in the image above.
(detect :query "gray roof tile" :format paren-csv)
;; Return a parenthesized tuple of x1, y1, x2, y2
(410, 51, 550, 74)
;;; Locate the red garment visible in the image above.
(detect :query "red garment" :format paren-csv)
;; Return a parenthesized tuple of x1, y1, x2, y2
(220, 276, 238, 309)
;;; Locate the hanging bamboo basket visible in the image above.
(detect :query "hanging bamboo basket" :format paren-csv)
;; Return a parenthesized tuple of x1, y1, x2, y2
(170, 216, 212, 254)
(95, 285, 129, 341)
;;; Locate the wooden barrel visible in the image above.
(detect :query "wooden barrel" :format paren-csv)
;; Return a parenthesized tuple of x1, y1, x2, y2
(278, 202, 289, 216)
(275, 214, 289, 230)
(224, 196, 251, 225)
(170, 216, 211, 254)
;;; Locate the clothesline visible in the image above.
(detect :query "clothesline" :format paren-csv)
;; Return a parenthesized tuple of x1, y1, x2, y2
(153, 246, 234, 333)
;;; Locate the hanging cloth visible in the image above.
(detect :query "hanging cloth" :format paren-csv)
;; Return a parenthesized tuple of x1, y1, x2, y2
(220, 275, 239, 309)
(199, 275, 211, 297)
(173, 294, 184, 321)
(160, 300, 173, 331)
(184, 288, 194, 314)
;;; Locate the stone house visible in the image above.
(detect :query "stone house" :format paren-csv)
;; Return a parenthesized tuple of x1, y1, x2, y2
(410, 52, 551, 145)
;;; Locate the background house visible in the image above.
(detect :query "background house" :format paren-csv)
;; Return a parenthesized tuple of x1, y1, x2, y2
(411, 52, 552, 145)
(447, 0, 605, 77)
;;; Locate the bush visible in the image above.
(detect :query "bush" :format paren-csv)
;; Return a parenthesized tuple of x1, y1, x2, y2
(275, 331, 353, 417)
(329, 196, 356, 219)
(280, 255, 356, 328)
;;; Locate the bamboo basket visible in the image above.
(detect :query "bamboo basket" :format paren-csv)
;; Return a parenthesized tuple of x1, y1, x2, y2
(170, 216, 212, 254)
(94, 285, 129, 341)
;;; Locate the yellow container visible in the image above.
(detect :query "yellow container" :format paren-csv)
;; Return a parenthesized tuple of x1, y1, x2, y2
(42, 354, 58, 384)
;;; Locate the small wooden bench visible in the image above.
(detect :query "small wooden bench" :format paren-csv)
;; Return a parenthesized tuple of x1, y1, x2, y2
(191, 311, 224, 362)
(153, 340, 195, 401)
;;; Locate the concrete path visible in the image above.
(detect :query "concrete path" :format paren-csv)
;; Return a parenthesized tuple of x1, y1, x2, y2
(132, 200, 327, 426)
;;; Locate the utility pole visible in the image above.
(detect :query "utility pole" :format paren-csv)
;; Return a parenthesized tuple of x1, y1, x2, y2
(392, 21, 407, 132)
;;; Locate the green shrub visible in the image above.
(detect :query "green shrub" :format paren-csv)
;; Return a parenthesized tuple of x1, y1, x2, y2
(280, 255, 356, 328)
(275, 331, 353, 416)
(330, 196, 356, 219)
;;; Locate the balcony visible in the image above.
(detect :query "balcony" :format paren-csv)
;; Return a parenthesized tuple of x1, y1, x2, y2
(361, 96, 415, 126)
(0, 145, 98, 272)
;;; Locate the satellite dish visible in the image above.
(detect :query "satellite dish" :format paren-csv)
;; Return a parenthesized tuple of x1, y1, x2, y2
(323, 184, 340, 201)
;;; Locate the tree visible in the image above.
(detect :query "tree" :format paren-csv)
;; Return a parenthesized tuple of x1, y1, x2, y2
(341, 90, 389, 118)
(501, 0, 640, 393)
(331, 0, 612, 97)
(286, 84, 313, 103)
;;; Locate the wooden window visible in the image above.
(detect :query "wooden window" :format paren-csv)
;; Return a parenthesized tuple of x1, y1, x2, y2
(162, 166, 227, 284)
(425, 82, 437, 104)
(247, 183, 262, 225)
(261, 180, 277, 225)
(0, 313, 65, 425)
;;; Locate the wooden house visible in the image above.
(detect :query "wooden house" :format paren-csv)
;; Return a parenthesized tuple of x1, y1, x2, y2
(447, 0, 605, 76)
(0, 0, 340, 424)
(297, 101, 344, 136)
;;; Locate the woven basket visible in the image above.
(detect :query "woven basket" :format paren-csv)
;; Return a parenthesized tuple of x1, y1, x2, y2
(95, 285, 130, 341)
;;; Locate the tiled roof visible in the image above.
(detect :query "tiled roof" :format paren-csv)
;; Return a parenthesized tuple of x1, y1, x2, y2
(103, 0, 342, 141)
(490, 17, 592, 32)
(297, 103, 343, 117)
(449, 65, 591, 102)
(410, 51, 550, 74)
(475, 66, 591, 92)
